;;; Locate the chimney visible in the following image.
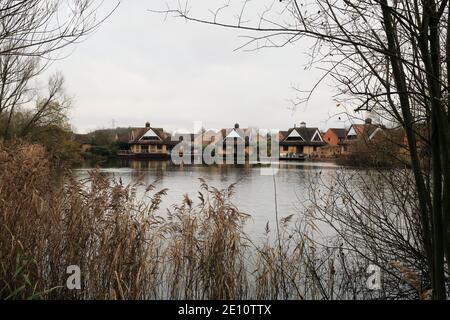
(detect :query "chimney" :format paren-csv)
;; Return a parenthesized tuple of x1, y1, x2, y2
(234, 123, 240, 129)
(299, 122, 306, 128)
(365, 118, 372, 124)
(145, 122, 150, 128)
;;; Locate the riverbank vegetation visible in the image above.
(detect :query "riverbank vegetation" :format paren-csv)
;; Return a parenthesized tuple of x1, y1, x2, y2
(0, 140, 438, 299)
(157, 0, 450, 299)
(1, 0, 449, 300)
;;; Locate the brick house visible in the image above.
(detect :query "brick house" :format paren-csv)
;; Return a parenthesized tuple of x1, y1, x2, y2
(279, 122, 326, 159)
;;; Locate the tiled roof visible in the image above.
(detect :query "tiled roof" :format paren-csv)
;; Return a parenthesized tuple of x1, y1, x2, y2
(218, 128, 253, 145)
(129, 127, 170, 144)
(280, 127, 326, 146)
(348, 124, 382, 138)
(328, 128, 347, 139)
(115, 132, 131, 143)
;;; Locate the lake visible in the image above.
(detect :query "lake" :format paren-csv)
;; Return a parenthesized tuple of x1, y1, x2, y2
(74, 160, 341, 240)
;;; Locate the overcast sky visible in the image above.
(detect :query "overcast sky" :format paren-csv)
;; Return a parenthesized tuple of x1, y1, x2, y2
(45, 0, 357, 134)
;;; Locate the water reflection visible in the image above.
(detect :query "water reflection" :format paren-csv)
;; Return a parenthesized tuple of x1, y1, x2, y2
(75, 160, 340, 239)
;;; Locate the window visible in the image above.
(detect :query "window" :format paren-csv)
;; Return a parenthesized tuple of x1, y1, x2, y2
(141, 136, 160, 141)
(311, 130, 323, 142)
(285, 130, 305, 141)
(141, 145, 149, 153)
(140, 129, 161, 141)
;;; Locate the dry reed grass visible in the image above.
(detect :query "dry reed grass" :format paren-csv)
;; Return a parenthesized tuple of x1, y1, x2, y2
(0, 141, 256, 299)
(0, 141, 380, 300)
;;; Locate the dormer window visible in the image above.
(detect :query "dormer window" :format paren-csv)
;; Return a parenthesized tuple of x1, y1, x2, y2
(139, 128, 161, 141)
(311, 130, 323, 142)
(285, 129, 305, 141)
(346, 126, 357, 139)
(141, 136, 160, 141)
(225, 129, 243, 140)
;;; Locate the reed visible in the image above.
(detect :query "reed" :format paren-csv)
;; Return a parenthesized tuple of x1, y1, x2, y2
(0, 141, 398, 299)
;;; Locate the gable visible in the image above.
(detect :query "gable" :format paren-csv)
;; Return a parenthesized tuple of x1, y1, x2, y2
(369, 127, 383, 140)
(200, 130, 219, 142)
(285, 129, 305, 141)
(311, 130, 323, 142)
(140, 128, 161, 141)
(330, 128, 347, 139)
(225, 129, 244, 140)
(347, 126, 357, 137)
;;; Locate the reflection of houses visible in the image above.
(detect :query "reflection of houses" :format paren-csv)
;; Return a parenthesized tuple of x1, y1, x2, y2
(279, 122, 325, 159)
(318, 128, 347, 158)
(127, 122, 175, 159)
(128, 159, 169, 170)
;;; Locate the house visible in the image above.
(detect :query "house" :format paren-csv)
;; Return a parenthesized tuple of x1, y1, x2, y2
(340, 118, 384, 154)
(72, 133, 92, 152)
(398, 122, 430, 160)
(127, 122, 174, 159)
(323, 128, 347, 146)
(319, 128, 347, 158)
(169, 131, 202, 162)
(345, 119, 384, 140)
(216, 123, 254, 160)
(194, 125, 273, 163)
(337, 118, 408, 165)
(279, 122, 326, 159)
(114, 128, 133, 150)
(193, 129, 222, 147)
(114, 130, 132, 143)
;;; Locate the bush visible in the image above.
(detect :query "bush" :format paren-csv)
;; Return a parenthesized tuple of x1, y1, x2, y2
(1, 141, 424, 299)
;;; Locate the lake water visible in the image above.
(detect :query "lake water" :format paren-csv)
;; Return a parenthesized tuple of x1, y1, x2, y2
(74, 160, 340, 239)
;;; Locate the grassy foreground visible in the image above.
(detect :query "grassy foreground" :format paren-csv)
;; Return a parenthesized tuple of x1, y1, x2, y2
(0, 141, 378, 300)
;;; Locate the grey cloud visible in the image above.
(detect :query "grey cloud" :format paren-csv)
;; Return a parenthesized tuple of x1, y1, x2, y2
(45, 0, 347, 133)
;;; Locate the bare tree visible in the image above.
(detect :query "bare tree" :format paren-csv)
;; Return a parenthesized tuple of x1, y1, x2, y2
(20, 73, 71, 138)
(0, 1, 119, 139)
(0, 1, 119, 58)
(153, 0, 450, 299)
(0, 53, 38, 138)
